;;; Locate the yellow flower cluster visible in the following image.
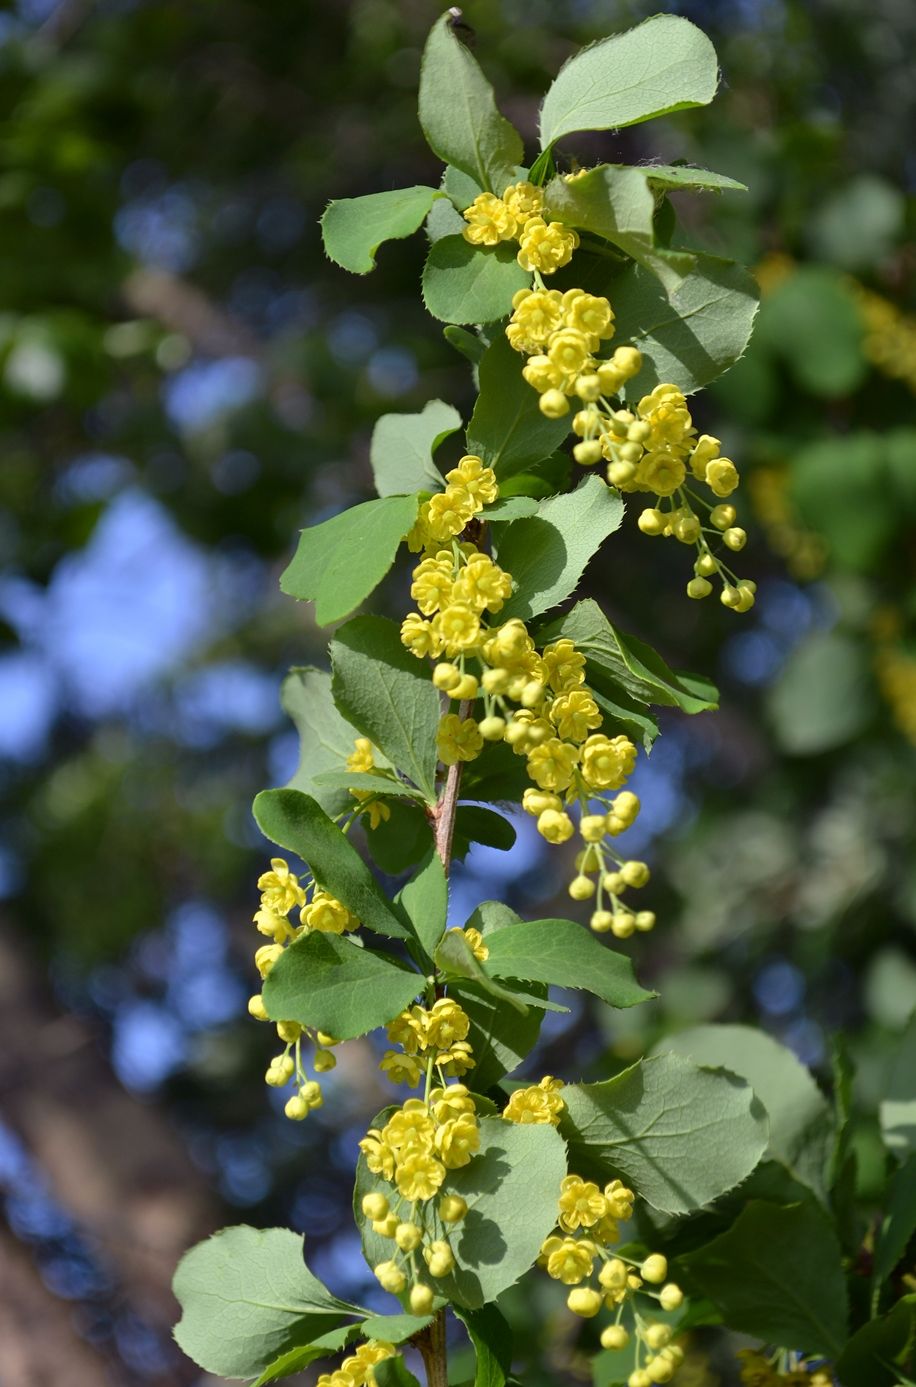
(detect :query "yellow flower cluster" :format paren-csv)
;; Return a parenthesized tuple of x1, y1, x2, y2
(380, 998, 475, 1088)
(537, 1174, 686, 1387)
(407, 454, 499, 554)
(315, 1339, 396, 1387)
(737, 1350, 833, 1387)
(345, 737, 392, 830)
(402, 516, 655, 925)
(248, 857, 354, 1118)
(462, 181, 579, 274)
(359, 1081, 478, 1315)
(503, 1075, 565, 1125)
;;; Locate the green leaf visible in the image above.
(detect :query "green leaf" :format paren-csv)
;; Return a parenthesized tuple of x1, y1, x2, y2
(281, 667, 362, 816)
(321, 187, 442, 274)
(366, 801, 433, 875)
(370, 400, 460, 497)
(466, 334, 571, 480)
(375, 1358, 423, 1387)
(559, 1054, 768, 1215)
(495, 478, 624, 622)
(355, 1115, 567, 1309)
(280, 496, 419, 626)
(642, 163, 747, 194)
(252, 1327, 359, 1387)
(452, 978, 546, 1091)
(422, 237, 530, 326)
(253, 789, 412, 941)
(435, 928, 528, 1015)
(311, 770, 422, 798)
(453, 805, 516, 860)
(331, 616, 441, 801)
(483, 917, 654, 1010)
(397, 849, 448, 963)
(539, 15, 719, 150)
(455, 1305, 512, 1387)
(539, 599, 718, 713)
(497, 450, 571, 500)
(656, 1025, 834, 1200)
(681, 1199, 848, 1357)
(443, 324, 487, 363)
(481, 496, 540, 522)
(418, 14, 523, 194)
(881, 1013, 916, 1160)
(173, 1226, 356, 1379)
(607, 253, 759, 396)
(591, 685, 660, 755)
(545, 167, 695, 291)
(756, 266, 866, 397)
(359, 1313, 433, 1344)
(836, 1294, 916, 1387)
(875, 1153, 916, 1284)
(262, 932, 421, 1042)
(768, 631, 875, 755)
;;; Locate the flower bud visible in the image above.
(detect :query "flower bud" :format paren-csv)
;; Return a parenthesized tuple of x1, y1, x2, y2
(573, 439, 603, 466)
(284, 1095, 308, 1121)
(611, 912, 635, 938)
(600, 1324, 630, 1350)
(451, 673, 479, 701)
(659, 1282, 683, 1310)
(645, 1324, 671, 1350)
(580, 813, 607, 843)
(248, 994, 268, 1021)
(620, 860, 650, 888)
(567, 1286, 602, 1317)
(612, 346, 642, 378)
(374, 1260, 406, 1294)
(590, 910, 614, 933)
(481, 667, 510, 695)
(634, 911, 656, 932)
(694, 552, 717, 576)
(433, 662, 462, 691)
(372, 1213, 399, 1238)
(574, 373, 602, 402)
(724, 526, 746, 552)
(439, 1194, 468, 1223)
(276, 1020, 301, 1044)
(638, 508, 666, 536)
(539, 389, 570, 419)
(686, 577, 712, 599)
(641, 1254, 667, 1284)
(362, 1192, 389, 1221)
(314, 1049, 337, 1072)
(409, 1283, 435, 1315)
(479, 716, 506, 741)
(569, 873, 596, 901)
(395, 1222, 422, 1252)
(710, 504, 736, 530)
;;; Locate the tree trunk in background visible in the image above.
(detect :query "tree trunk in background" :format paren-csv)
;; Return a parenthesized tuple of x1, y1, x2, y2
(0, 925, 223, 1381)
(0, 1225, 120, 1387)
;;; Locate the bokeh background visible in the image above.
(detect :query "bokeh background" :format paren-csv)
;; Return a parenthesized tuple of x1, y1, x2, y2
(0, 0, 914, 1383)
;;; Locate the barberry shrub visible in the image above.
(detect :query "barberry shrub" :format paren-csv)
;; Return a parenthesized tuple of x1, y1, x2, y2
(172, 14, 916, 1387)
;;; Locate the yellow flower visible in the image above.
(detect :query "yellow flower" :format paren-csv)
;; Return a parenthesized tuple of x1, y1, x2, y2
(383, 1100, 435, 1153)
(521, 353, 564, 394)
(452, 554, 512, 613)
(426, 487, 477, 540)
(438, 1041, 475, 1076)
(517, 217, 579, 274)
(503, 180, 545, 224)
(445, 455, 498, 506)
(395, 1150, 446, 1201)
(537, 809, 575, 844)
(461, 927, 489, 962)
(435, 603, 481, 656)
(347, 736, 376, 773)
(634, 451, 685, 496)
(526, 737, 580, 791)
(410, 554, 455, 615)
(604, 1178, 635, 1220)
(253, 906, 295, 942)
(257, 858, 306, 913)
(638, 383, 694, 450)
(562, 290, 615, 347)
(462, 191, 517, 246)
(400, 613, 441, 659)
(558, 1175, 607, 1231)
(549, 689, 601, 742)
(379, 1051, 423, 1088)
(689, 432, 720, 479)
(437, 714, 484, 765)
(430, 1084, 475, 1121)
(542, 638, 586, 693)
(506, 287, 564, 353)
(545, 1235, 594, 1284)
(435, 1113, 480, 1168)
(580, 733, 636, 790)
(359, 1129, 396, 1180)
(503, 1077, 565, 1126)
(706, 457, 740, 496)
(547, 327, 593, 381)
(301, 890, 357, 935)
(387, 1008, 427, 1055)
(425, 998, 470, 1049)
